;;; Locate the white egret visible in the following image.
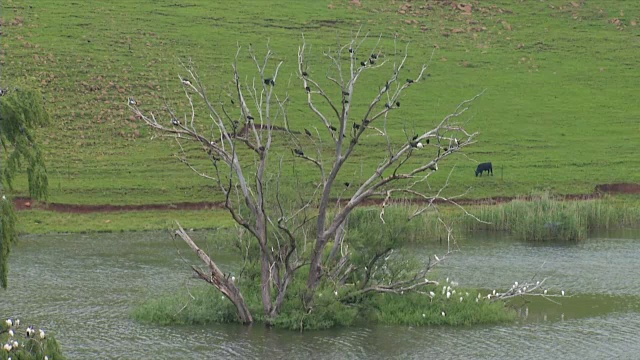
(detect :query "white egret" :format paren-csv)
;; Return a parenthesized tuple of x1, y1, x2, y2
(39, 329, 45, 339)
(4, 319, 12, 327)
(543, 289, 548, 295)
(561, 290, 565, 296)
(416, 142, 424, 149)
(441, 311, 446, 317)
(514, 281, 518, 287)
(8, 330, 13, 337)
(446, 291, 451, 299)
(14, 320, 19, 327)
(422, 313, 426, 318)
(429, 291, 436, 298)
(459, 297, 463, 303)
(334, 290, 338, 296)
(3, 343, 11, 351)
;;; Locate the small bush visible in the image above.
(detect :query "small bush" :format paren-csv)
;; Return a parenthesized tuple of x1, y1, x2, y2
(132, 286, 239, 325)
(366, 288, 515, 326)
(0, 318, 65, 360)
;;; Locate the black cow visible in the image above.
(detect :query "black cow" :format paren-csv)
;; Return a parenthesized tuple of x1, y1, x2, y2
(475, 162, 493, 177)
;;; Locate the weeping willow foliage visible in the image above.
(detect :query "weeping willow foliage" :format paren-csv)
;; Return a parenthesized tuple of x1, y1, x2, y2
(0, 87, 50, 289)
(0, 87, 50, 200)
(0, 197, 17, 289)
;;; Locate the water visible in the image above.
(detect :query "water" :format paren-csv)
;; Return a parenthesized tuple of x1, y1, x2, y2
(2, 229, 640, 359)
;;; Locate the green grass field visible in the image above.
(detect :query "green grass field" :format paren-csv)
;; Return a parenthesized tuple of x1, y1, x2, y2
(2, 0, 639, 211)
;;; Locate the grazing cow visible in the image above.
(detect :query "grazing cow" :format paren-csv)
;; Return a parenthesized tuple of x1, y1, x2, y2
(475, 162, 493, 177)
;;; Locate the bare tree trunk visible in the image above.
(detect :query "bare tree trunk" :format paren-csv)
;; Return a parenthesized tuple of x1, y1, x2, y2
(175, 223, 253, 324)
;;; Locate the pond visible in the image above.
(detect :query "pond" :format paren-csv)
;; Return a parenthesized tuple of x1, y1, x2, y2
(2, 229, 640, 359)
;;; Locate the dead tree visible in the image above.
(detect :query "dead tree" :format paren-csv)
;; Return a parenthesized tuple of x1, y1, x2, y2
(130, 32, 483, 325)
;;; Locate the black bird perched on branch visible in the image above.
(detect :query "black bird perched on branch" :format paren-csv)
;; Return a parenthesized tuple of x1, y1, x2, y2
(181, 78, 192, 86)
(294, 149, 304, 156)
(406, 79, 414, 84)
(302, 71, 308, 77)
(369, 58, 375, 65)
(128, 97, 137, 106)
(305, 86, 311, 93)
(360, 61, 366, 67)
(412, 134, 419, 141)
(353, 123, 360, 130)
(342, 90, 349, 96)
(349, 48, 354, 53)
(396, 101, 401, 107)
(370, 53, 378, 59)
(329, 125, 337, 132)
(264, 78, 275, 86)
(258, 146, 265, 151)
(171, 118, 180, 126)
(426, 138, 430, 144)
(384, 103, 391, 109)
(304, 128, 312, 137)
(247, 115, 254, 121)
(344, 182, 350, 187)
(363, 119, 370, 126)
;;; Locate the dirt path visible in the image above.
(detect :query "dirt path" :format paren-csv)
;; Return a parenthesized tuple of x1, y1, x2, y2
(11, 183, 640, 214)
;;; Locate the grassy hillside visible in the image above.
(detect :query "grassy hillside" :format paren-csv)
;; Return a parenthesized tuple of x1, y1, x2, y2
(2, 0, 639, 207)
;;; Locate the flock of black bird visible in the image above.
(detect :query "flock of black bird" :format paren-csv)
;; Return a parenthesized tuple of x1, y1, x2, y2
(128, 69, 448, 179)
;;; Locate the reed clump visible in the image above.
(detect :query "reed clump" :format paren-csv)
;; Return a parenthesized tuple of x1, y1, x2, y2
(459, 193, 640, 241)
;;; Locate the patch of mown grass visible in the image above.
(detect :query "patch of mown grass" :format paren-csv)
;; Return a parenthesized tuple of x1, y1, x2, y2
(17, 209, 235, 234)
(2, 0, 640, 208)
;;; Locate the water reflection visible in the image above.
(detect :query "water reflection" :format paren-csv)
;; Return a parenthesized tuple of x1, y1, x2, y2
(1, 230, 639, 359)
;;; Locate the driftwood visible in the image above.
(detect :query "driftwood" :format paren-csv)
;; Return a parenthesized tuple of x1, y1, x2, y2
(175, 222, 253, 324)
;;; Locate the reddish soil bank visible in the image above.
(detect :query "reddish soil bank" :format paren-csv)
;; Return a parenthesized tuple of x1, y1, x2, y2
(11, 183, 638, 214)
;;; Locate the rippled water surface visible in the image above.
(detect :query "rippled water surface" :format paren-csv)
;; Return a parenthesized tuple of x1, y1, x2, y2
(2, 229, 640, 359)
